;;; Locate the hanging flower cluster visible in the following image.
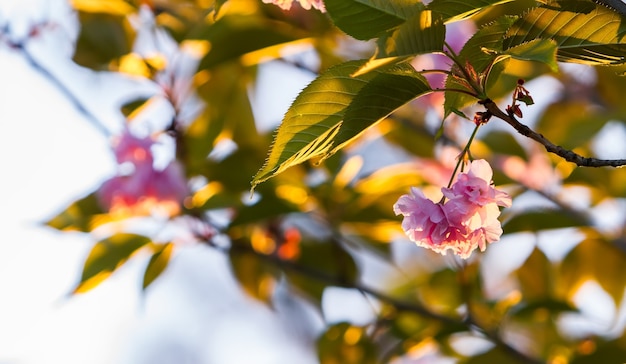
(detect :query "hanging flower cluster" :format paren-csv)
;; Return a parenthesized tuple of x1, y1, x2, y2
(394, 159, 511, 259)
(262, 0, 326, 12)
(98, 130, 189, 217)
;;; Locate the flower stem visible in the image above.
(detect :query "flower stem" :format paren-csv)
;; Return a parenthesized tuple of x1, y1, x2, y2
(446, 123, 481, 190)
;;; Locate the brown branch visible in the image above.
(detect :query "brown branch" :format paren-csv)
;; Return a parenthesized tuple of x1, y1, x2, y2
(223, 240, 543, 364)
(482, 99, 626, 168)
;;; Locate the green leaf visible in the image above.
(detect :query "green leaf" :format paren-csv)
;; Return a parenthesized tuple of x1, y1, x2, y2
(504, 2, 626, 65)
(376, 10, 446, 58)
(498, 38, 559, 72)
(142, 243, 174, 290)
(251, 61, 432, 189)
(72, 11, 135, 70)
(559, 237, 626, 306)
(444, 16, 517, 117)
(428, 0, 516, 23)
(503, 210, 588, 233)
(324, 0, 424, 40)
(334, 64, 432, 152)
(74, 233, 151, 294)
(45, 192, 109, 232)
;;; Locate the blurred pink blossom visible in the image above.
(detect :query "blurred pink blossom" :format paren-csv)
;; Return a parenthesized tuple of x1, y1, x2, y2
(98, 130, 188, 217)
(394, 160, 511, 259)
(262, 0, 326, 12)
(497, 148, 561, 192)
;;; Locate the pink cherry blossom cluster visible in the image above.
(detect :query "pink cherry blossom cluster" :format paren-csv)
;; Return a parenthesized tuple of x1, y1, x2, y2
(393, 159, 511, 259)
(98, 130, 188, 217)
(262, 0, 326, 12)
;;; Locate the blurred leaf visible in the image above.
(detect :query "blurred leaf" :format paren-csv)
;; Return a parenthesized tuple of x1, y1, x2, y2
(184, 63, 260, 177)
(229, 245, 278, 304)
(71, 0, 136, 15)
(535, 101, 615, 150)
(75, 233, 151, 294)
(317, 322, 378, 364)
(515, 248, 552, 301)
(509, 299, 578, 318)
(419, 268, 463, 315)
(120, 97, 151, 118)
(571, 338, 626, 364)
(142, 242, 174, 290)
(464, 346, 527, 364)
(565, 167, 626, 198)
(252, 61, 432, 189)
(504, 2, 626, 66)
(324, 0, 424, 40)
(428, 0, 515, 23)
(559, 236, 626, 306)
(481, 130, 527, 158)
(287, 241, 358, 303)
(194, 15, 304, 70)
(73, 12, 135, 70)
(595, 66, 626, 112)
(230, 186, 302, 226)
(381, 117, 436, 157)
(503, 210, 588, 233)
(376, 10, 445, 58)
(45, 192, 110, 232)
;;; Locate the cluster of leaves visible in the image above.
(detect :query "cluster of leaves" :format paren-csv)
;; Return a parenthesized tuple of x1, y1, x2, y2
(43, 0, 626, 362)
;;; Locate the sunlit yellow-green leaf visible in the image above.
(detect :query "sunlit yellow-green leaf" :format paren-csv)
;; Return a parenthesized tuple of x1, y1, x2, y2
(75, 233, 151, 294)
(427, 0, 515, 23)
(71, 0, 136, 15)
(142, 243, 175, 290)
(515, 248, 552, 301)
(45, 192, 111, 232)
(252, 61, 431, 190)
(376, 10, 445, 58)
(317, 323, 378, 364)
(559, 236, 626, 306)
(504, 2, 626, 65)
(496, 38, 559, 72)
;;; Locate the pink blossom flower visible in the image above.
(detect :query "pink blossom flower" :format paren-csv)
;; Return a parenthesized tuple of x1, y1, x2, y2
(394, 159, 511, 259)
(262, 0, 326, 12)
(98, 130, 188, 217)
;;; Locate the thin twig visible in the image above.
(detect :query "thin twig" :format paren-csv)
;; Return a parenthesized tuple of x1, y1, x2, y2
(2, 24, 111, 137)
(482, 99, 626, 168)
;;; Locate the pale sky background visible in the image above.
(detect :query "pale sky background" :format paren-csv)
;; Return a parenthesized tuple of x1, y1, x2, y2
(0, 1, 325, 363)
(3, 1, 626, 363)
